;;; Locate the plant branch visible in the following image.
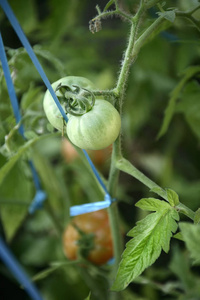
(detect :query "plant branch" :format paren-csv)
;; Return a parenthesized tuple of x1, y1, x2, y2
(92, 9, 132, 23)
(92, 89, 115, 98)
(116, 157, 168, 200)
(116, 157, 196, 221)
(115, 22, 137, 96)
(133, 14, 167, 56)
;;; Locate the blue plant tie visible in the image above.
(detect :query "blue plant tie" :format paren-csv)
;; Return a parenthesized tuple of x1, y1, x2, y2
(29, 161, 41, 190)
(70, 193, 113, 216)
(0, 236, 44, 300)
(29, 190, 47, 214)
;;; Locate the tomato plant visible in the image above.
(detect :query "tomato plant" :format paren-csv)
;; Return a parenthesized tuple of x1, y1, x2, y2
(1, 0, 200, 299)
(63, 210, 113, 266)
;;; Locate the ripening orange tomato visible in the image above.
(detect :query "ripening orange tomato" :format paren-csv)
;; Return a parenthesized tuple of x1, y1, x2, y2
(62, 210, 113, 265)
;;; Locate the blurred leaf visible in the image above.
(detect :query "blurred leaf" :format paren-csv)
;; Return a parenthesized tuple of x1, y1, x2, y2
(194, 208, 200, 224)
(33, 45, 67, 78)
(169, 245, 197, 292)
(32, 265, 60, 281)
(157, 66, 200, 139)
(112, 198, 179, 291)
(0, 138, 38, 186)
(0, 161, 33, 240)
(21, 84, 44, 111)
(84, 292, 91, 300)
(176, 81, 200, 139)
(179, 222, 200, 265)
(8, 0, 37, 34)
(157, 10, 176, 23)
(32, 144, 70, 227)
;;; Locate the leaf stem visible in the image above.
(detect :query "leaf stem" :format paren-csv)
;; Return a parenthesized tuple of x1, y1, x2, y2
(133, 14, 167, 56)
(116, 157, 196, 221)
(176, 203, 195, 221)
(116, 157, 168, 200)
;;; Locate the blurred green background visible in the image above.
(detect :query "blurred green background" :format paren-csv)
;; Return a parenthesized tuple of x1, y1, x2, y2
(0, 0, 200, 299)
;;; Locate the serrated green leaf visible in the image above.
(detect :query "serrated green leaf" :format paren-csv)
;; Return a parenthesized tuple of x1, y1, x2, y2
(24, 131, 38, 140)
(166, 188, 179, 206)
(112, 205, 179, 291)
(179, 222, 200, 265)
(173, 232, 184, 241)
(136, 197, 170, 212)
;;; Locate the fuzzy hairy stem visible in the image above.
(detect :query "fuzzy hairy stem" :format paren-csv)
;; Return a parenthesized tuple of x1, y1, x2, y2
(106, 5, 146, 297)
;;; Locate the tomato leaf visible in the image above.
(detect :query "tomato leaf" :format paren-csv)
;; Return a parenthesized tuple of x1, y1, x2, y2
(111, 198, 179, 291)
(179, 222, 200, 265)
(176, 81, 200, 139)
(0, 161, 33, 241)
(0, 138, 37, 186)
(194, 208, 200, 225)
(0, 134, 54, 186)
(157, 66, 200, 139)
(166, 188, 179, 206)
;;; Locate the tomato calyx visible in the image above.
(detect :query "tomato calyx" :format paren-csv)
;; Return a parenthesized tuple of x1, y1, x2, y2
(55, 83, 95, 116)
(72, 223, 95, 260)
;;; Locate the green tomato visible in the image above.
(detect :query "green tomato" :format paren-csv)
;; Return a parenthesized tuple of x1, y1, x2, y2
(66, 99, 121, 150)
(43, 76, 94, 131)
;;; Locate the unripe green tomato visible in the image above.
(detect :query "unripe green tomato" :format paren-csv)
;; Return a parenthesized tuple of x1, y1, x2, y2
(66, 99, 121, 150)
(43, 76, 94, 131)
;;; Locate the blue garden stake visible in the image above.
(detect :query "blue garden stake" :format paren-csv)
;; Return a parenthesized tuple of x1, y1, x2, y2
(0, 237, 44, 300)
